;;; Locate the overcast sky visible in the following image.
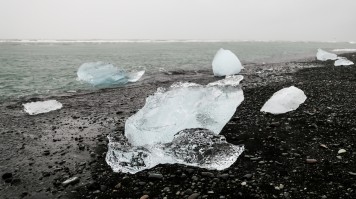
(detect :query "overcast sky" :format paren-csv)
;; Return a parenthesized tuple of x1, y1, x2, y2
(1, 0, 356, 41)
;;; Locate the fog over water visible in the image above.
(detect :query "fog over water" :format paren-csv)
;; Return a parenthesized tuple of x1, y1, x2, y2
(0, 0, 355, 42)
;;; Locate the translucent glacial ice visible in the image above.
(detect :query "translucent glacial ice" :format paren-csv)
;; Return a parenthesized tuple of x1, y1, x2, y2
(23, 100, 62, 115)
(77, 62, 145, 86)
(106, 128, 245, 174)
(125, 75, 244, 146)
(316, 49, 338, 61)
(212, 48, 243, 76)
(261, 86, 307, 114)
(334, 57, 354, 66)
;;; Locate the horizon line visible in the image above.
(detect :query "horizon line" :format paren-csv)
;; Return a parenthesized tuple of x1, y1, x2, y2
(0, 39, 355, 44)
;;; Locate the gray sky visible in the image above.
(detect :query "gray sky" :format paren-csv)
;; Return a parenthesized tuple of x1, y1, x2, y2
(1, 0, 356, 41)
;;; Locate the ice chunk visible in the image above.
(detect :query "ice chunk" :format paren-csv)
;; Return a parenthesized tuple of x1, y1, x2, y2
(334, 57, 354, 66)
(106, 128, 244, 174)
(261, 86, 306, 114)
(23, 100, 62, 115)
(212, 48, 243, 76)
(77, 62, 144, 86)
(127, 70, 145, 83)
(125, 75, 244, 146)
(316, 49, 338, 61)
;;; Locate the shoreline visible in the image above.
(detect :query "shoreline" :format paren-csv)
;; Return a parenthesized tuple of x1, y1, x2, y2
(1, 53, 355, 198)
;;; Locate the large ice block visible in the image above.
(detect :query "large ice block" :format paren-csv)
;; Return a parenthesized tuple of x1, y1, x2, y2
(212, 48, 243, 76)
(23, 100, 62, 115)
(334, 57, 354, 66)
(316, 49, 338, 61)
(125, 75, 244, 146)
(77, 62, 144, 86)
(106, 128, 245, 174)
(261, 86, 307, 114)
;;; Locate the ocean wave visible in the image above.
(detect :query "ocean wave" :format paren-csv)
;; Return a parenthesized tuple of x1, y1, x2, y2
(332, 49, 356, 52)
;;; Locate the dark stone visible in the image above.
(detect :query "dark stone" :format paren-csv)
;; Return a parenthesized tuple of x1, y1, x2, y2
(148, 173, 163, 180)
(2, 172, 13, 180)
(188, 193, 200, 199)
(201, 172, 214, 178)
(185, 189, 193, 195)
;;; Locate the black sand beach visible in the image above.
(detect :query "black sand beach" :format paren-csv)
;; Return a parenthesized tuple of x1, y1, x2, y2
(1, 53, 356, 199)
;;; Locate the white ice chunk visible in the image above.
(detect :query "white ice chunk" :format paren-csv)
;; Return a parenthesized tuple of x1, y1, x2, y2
(106, 128, 244, 174)
(334, 57, 354, 66)
(23, 100, 62, 115)
(127, 70, 145, 82)
(316, 49, 338, 61)
(212, 48, 243, 76)
(77, 62, 144, 86)
(125, 75, 244, 146)
(261, 86, 307, 114)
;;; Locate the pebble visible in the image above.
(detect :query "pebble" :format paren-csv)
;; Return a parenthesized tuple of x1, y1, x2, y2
(201, 172, 214, 177)
(218, 174, 229, 179)
(241, 181, 247, 186)
(100, 185, 107, 191)
(188, 193, 200, 199)
(243, 174, 253, 179)
(185, 189, 193, 195)
(148, 173, 163, 180)
(348, 172, 356, 176)
(140, 195, 149, 199)
(306, 159, 317, 164)
(62, 177, 80, 186)
(42, 150, 50, 156)
(114, 182, 121, 189)
(338, 149, 346, 154)
(275, 184, 284, 190)
(192, 176, 199, 181)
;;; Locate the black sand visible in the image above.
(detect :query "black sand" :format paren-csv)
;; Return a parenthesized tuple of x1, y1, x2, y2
(1, 53, 355, 199)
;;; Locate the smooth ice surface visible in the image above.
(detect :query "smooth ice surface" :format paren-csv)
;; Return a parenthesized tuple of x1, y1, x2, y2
(212, 48, 243, 76)
(125, 75, 244, 146)
(77, 62, 144, 86)
(334, 57, 354, 66)
(23, 100, 62, 115)
(106, 128, 245, 174)
(261, 86, 307, 114)
(316, 49, 338, 61)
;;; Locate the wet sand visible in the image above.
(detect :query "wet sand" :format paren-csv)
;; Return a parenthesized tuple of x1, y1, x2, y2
(1, 53, 356, 199)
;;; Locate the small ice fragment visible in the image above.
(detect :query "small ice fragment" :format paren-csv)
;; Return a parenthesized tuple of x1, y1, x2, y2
(207, 75, 243, 87)
(77, 62, 144, 86)
(106, 128, 244, 174)
(316, 49, 338, 61)
(127, 70, 145, 82)
(212, 48, 243, 76)
(261, 86, 307, 114)
(334, 57, 354, 66)
(23, 100, 62, 115)
(125, 75, 244, 146)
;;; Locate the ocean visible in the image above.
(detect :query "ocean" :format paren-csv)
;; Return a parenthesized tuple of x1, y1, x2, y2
(1, 41, 355, 103)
